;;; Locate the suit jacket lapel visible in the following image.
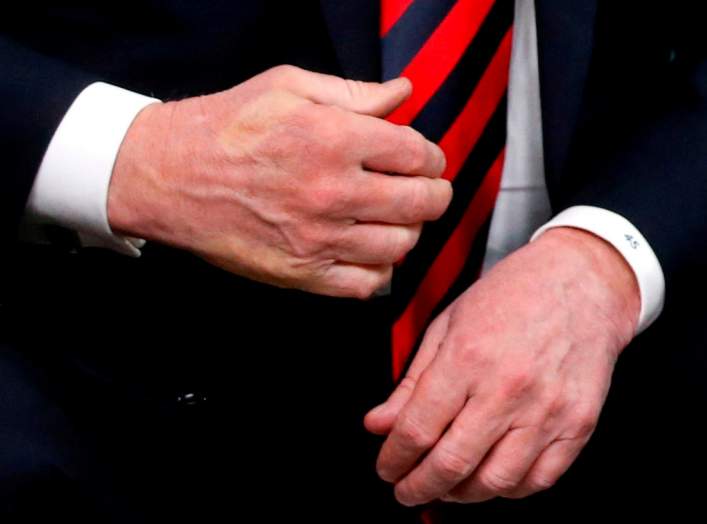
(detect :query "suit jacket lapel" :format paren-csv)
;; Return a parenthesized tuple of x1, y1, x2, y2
(535, 0, 598, 186)
(319, 0, 381, 81)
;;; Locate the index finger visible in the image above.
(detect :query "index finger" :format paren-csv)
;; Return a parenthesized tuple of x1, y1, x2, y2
(347, 113, 446, 179)
(393, 398, 509, 506)
(375, 355, 468, 484)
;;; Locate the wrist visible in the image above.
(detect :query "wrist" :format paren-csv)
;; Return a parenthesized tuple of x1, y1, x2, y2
(534, 227, 641, 352)
(107, 100, 172, 239)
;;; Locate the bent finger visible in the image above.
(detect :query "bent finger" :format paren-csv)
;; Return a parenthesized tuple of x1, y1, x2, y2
(348, 171, 452, 224)
(335, 223, 422, 265)
(365, 308, 451, 435)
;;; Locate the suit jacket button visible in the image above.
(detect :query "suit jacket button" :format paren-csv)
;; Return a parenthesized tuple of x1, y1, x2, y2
(176, 392, 208, 407)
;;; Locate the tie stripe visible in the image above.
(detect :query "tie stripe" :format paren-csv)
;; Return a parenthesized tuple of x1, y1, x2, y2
(391, 95, 508, 316)
(380, 0, 415, 36)
(384, 0, 496, 124)
(392, 150, 505, 378)
(411, 1, 514, 142)
(438, 30, 512, 182)
(381, 0, 458, 78)
(382, 0, 513, 382)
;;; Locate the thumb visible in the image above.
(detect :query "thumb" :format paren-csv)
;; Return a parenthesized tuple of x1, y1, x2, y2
(323, 76, 412, 117)
(280, 66, 412, 117)
(364, 307, 451, 435)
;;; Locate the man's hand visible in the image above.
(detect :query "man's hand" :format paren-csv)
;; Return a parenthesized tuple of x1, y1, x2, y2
(364, 227, 640, 505)
(107, 65, 451, 297)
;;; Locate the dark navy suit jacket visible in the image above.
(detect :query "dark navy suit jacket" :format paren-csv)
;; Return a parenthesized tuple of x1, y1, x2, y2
(1, 2, 706, 522)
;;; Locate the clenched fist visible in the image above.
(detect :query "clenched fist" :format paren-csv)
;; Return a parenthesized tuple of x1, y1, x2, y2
(108, 65, 451, 297)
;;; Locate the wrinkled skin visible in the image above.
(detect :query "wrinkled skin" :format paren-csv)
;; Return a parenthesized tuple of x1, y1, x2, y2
(366, 227, 640, 505)
(109, 65, 452, 297)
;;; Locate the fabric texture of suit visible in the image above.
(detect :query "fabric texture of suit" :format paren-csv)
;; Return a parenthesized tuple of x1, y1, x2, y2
(1, 1, 706, 522)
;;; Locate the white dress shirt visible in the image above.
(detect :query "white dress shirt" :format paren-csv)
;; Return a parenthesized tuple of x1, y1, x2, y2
(22, 0, 665, 333)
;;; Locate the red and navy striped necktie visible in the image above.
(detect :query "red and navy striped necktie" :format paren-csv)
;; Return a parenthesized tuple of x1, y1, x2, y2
(382, 0, 514, 381)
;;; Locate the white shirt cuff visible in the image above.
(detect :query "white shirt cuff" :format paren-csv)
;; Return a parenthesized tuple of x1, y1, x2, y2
(24, 82, 160, 257)
(530, 205, 666, 335)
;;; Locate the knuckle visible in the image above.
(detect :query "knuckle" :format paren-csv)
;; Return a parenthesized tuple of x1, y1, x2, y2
(343, 78, 366, 101)
(288, 222, 327, 258)
(499, 370, 535, 401)
(381, 235, 404, 263)
(359, 280, 380, 300)
(397, 414, 436, 450)
(351, 285, 374, 300)
(288, 217, 345, 263)
(267, 64, 303, 84)
(352, 271, 387, 300)
(433, 145, 447, 177)
(280, 105, 349, 160)
(401, 127, 429, 174)
(396, 483, 423, 505)
(479, 469, 519, 494)
(385, 226, 419, 261)
(398, 376, 418, 394)
(379, 264, 394, 286)
(569, 404, 600, 437)
(434, 447, 473, 481)
(434, 179, 454, 216)
(308, 180, 349, 216)
(543, 391, 568, 420)
(526, 474, 556, 492)
(406, 180, 433, 221)
(449, 340, 492, 372)
(402, 225, 422, 253)
(417, 180, 452, 221)
(325, 269, 370, 300)
(503, 490, 528, 500)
